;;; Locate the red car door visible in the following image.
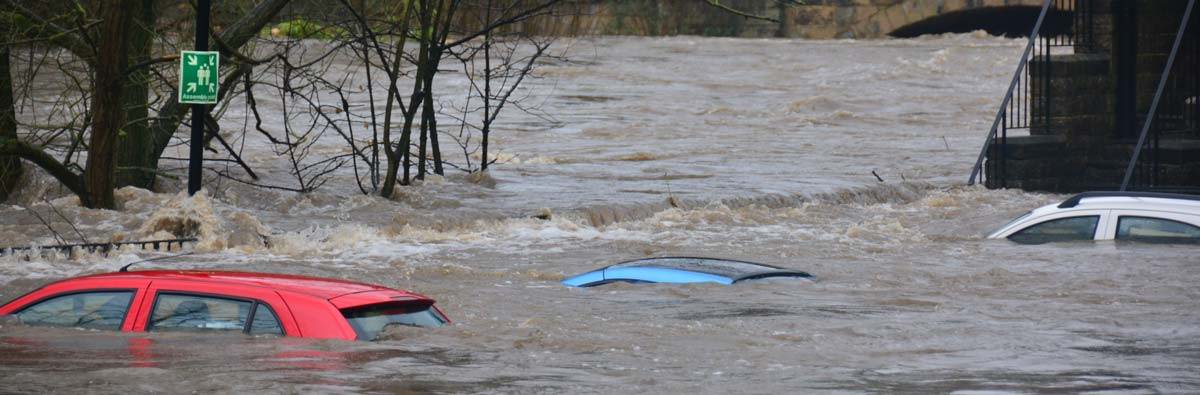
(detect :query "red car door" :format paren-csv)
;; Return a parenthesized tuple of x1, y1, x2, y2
(131, 280, 299, 336)
(0, 277, 151, 332)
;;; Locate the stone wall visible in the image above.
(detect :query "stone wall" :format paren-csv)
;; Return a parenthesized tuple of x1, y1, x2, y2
(512, 0, 1047, 38)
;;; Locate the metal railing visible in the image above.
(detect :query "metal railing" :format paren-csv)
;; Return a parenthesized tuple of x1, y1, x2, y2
(968, 0, 1091, 187)
(1122, 0, 1198, 191)
(1, 238, 197, 258)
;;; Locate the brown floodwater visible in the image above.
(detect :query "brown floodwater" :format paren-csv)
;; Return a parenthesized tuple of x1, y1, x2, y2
(1, 34, 1198, 394)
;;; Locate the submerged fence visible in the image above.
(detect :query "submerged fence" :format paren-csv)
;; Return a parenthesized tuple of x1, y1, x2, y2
(1, 238, 197, 258)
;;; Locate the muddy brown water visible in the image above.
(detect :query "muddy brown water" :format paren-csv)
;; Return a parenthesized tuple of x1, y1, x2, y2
(1, 35, 1198, 393)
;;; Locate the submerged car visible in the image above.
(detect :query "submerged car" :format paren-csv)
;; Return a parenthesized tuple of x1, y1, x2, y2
(562, 257, 813, 287)
(988, 191, 1200, 244)
(0, 270, 448, 341)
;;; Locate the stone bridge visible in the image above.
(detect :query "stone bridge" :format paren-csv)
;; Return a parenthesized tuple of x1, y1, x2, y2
(786, 0, 1051, 39)
(533, 0, 1064, 38)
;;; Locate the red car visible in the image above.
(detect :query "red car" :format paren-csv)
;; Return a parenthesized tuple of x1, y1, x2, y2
(0, 270, 449, 341)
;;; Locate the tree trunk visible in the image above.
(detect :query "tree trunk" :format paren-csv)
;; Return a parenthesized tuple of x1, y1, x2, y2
(425, 0, 456, 177)
(85, 0, 137, 209)
(425, 49, 444, 176)
(114, 0, 157, 189)
(372, 0, 416, 198)
(378, 73, 401, 196)
(480, 14, 491, 172)
(398, 1, 434, 187)
(378, 72, 401, 196)
(0, 48, 21, 202)
(417, 97, 428, 180)
(776, 2, 792, 38)
(425, 90, 443, 176)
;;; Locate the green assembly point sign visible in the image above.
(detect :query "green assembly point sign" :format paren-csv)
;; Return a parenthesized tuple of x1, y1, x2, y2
(178, 50, 220, 104)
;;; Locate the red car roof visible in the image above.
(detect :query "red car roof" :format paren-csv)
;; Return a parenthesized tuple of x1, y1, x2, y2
(63, 270, 425, 300)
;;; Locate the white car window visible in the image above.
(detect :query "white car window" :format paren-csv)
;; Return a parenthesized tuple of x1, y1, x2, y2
(1008, 216, 1100, 244)
(1116, 216, 1200, 243)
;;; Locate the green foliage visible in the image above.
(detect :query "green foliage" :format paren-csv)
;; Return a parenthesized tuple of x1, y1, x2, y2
(265, 18, 348, 40)
(1, 11, 44, 39)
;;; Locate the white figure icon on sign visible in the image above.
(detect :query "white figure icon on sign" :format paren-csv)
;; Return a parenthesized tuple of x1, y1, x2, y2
(198, 65, 210, 88)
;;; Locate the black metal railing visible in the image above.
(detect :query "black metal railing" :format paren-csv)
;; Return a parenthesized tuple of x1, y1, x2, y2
(968, 0, 1091, 187)
(1, 238, 197, 258)
(1123, 0, 1198, 191)
(1072, 0, 1095, 54)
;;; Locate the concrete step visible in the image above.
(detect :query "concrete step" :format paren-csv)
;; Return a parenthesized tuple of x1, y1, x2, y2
(985, 135, 1066, 160)
(1137, 138, 1200, 164)
(1029, 75, 1111, 95)
(1029, 114, 1113, 136)
(1029, 94, 1111, 116)
(1028, 53, 1109, 78)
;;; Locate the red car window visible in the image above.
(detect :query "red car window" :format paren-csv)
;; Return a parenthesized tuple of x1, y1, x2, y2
(149, 293, 252, 333)
(249, 303, 284, 336)
(133, 280, 299, 337)
(341, 302, 448, 341)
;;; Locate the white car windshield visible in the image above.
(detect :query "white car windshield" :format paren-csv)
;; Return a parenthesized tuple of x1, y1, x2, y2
(994, 210, 1033, 234)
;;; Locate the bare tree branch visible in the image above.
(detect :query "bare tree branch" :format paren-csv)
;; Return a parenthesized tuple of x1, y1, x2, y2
(443, 0, 563, 48)
(0, 135, 87, 198)
(2, 0, 98, 63)
(702, 0, 779, 23)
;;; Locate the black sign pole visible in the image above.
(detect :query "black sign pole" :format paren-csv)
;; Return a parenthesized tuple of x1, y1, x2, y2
(188, 0, 210, 196)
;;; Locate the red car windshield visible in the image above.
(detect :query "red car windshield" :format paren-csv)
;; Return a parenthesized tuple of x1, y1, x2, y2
(341, 302, 447, 341)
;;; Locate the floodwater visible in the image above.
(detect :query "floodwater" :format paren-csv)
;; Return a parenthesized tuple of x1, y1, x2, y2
(1, 34, 1198, 393)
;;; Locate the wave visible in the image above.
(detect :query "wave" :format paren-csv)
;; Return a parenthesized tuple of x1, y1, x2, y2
(1, 180, 1053, 275)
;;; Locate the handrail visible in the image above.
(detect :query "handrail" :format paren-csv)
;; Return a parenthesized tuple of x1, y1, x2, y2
(967, 0, 1055, 186)
(1119, 0, 1196, 191)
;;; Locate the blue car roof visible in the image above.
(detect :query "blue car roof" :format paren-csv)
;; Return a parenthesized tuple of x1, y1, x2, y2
(561, 257, 813, 287)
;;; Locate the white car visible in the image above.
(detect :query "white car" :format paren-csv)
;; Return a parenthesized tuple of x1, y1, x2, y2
(989, 192, 1200, 244)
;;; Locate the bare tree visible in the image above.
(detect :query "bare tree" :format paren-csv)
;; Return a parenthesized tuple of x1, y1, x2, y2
(336, 0, 564, 196)
(450, 19, 555, 172)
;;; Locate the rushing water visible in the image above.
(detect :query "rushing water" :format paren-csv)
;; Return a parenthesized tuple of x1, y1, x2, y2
(1, 34, 1198, 394)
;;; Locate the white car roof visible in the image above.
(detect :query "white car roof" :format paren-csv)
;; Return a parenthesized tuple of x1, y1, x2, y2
(989, 192, 1200, 239)
(1050, 192, 1200, 215)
